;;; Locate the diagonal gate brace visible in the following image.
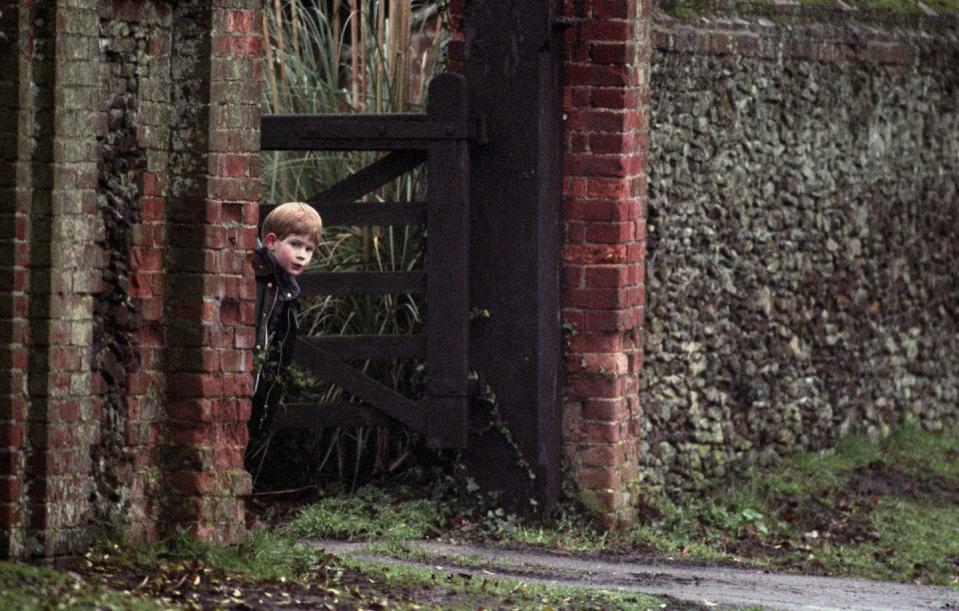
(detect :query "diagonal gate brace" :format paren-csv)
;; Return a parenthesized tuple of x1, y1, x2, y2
(308, 150, 427, 205)
(292, 337, 426, 433)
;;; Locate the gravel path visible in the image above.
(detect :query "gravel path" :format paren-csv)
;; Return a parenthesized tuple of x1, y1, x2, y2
(316, 540, 959, 610)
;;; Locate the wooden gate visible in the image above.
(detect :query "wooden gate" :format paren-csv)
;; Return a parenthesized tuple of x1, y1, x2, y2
(258, 74, 476, 448)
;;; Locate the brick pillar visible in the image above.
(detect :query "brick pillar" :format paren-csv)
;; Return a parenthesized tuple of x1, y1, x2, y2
(0, 1, 27, 558)
(16, 0, 103, 556)
(160, 0, 258, 544)
(560, 0, 652, 527)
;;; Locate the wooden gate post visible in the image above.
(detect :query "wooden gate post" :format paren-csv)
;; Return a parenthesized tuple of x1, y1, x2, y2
(424, 75, 471, 448)
(455, 1, 564, 506)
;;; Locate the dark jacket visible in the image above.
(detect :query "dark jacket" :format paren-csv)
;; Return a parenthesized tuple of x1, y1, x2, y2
(251, 245, 301, 429)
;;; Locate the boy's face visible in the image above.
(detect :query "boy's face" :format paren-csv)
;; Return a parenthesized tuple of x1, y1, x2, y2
(264, 232, 316, 276)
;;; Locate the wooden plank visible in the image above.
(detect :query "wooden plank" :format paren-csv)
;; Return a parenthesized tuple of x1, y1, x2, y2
(260, 201, 426, 226)
(460, 5, 564, 506)
(298, 271, 425, 295)
(260, 114, 476, 151)
(291, 337, 425, 432)
(308, 151, 426, 204)
(268, 402, 399, 429)
(301, 334, 426, 360)
(424, 74, 471, 449)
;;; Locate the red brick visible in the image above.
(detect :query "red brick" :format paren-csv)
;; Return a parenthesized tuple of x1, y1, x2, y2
(579, 444, 627, 467)
(222, 250, 247, 275)
(0, 423, 24, 447)
(582, 398, 630, 421)
(238, 301, 256, 325)
(563, 265, 584, 288)
(55, 400, 80, 422)
(563, 244, 627, 265)
(168, 374, 223, 399)
(219, 349, 246, 373)
(222, 203, 244, 224)
(575, 20, 631, 43)
(167, 399, 214, 422)
(564, 154, 627, 179)
(589, 42, 630, 65)
(582, 422, 626, 443)
(564, 109, 626, 134)
(567, 374, 624, 398)
(592, 0, 631, 19)
(565, 287, 633, 309)
(566, 220, 588, 243)
(0, 503, 19, 527)
(584, 266, 630, 288)
(575, 466, 621, 489)
(590, 87, 626, 109)
(222, 373, 253, 398)
(625, 242, 646, 264)
(581, 307, 642, 332)
(0, 478, 22, 502)
(49, 347, 81, 372)
(589, 133, 630, 155)
(234, 326, 255, 350)
(168, 472, 215, 495)
(141, 172, 160, 197)
(585, 221, 633, 243)
(224, 10, 256, 33)
(566, 332, 626, 354)
(565, 64, 628, 88)
(568, 86, 591, 109)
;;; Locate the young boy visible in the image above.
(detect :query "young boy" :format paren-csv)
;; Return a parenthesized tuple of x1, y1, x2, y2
(251, 201, 323, 430)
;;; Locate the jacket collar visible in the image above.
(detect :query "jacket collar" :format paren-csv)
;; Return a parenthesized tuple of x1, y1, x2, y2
(253, 245, 301, 301)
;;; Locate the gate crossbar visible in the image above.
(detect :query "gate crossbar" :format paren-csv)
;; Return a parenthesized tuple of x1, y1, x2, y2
(258, 74, 473, 448)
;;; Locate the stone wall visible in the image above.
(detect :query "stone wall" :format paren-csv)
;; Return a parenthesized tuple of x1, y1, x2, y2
(642, 11, 959, 499)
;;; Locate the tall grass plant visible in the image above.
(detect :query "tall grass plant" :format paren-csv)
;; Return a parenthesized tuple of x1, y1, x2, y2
(258, 0, 448, 490)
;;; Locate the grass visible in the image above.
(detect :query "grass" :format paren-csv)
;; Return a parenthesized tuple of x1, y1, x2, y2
(284, 474, 612, 552)
(0, 526, 668, 610)
(3, 428, 954, 606)
(287, 485, 446, 541)
(628, 428, 959, 587)
(281, 427, 959, 587)
(334, 556, 667, 611)
(0, 560, 168, 610)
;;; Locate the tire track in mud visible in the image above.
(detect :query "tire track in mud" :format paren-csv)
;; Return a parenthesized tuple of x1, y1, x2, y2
(314, 540, 959, 611)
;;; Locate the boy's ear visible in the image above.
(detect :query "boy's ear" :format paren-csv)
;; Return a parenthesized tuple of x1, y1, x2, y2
(263, 233, 278, 249)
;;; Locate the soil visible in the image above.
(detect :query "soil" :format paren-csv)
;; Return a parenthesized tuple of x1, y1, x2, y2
(318, 539, 959, 611)
(68, 551, 540, 610)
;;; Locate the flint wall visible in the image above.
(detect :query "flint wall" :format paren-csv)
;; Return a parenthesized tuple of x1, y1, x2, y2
(641, 10, 959, 498)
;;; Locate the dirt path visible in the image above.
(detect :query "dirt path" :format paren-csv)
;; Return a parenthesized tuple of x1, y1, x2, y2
(316, 540, 959, 610)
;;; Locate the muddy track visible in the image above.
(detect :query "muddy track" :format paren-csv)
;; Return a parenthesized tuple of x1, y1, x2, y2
(315, 540, 959, 610)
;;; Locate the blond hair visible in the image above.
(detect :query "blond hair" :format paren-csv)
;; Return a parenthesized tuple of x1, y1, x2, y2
(262, 202, 323, 245)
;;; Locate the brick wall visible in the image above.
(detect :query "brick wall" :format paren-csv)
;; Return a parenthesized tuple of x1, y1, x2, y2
(160, 0, 258, 544)
(0, 0, 260, 559)
(0, 1, 26, 558)
(557, 0, 652, 527)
